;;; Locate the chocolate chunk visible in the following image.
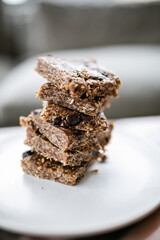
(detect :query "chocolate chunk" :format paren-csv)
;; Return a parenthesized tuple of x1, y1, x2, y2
(84, 61, 89, 67)
(92, 76, 103, 81)
(94, 96, 100, 102)
(32, 109, 40, 115)
(80, 113, 90, 121)
(22, 150, 34, 159)
(90, 121, 96, 127)
(91, 103, 96, 107)
(80, 93, 87, 99)
(30, 120, 39, 133)
(53, 116, 62, 126)
(73, 130, 82, 140)
(76, 177, 81, 183)
(92, 150, 99, 157)
(66, 113, 80, 126)
(105, 136, 110, 143)
(98, 69, 109, 77)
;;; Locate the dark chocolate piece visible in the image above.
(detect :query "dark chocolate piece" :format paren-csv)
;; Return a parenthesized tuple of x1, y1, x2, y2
(22, 150, 34, 159)
(66, 113, 81, 126)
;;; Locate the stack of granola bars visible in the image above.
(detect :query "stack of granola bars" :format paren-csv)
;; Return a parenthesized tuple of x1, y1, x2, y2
(20, 56, 121, 185)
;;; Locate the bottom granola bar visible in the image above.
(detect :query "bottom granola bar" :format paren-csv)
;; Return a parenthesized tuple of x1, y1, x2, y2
(21, 150, 92, 185)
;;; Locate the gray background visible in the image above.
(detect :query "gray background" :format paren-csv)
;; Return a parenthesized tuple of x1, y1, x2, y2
(0, 0, 160, 126)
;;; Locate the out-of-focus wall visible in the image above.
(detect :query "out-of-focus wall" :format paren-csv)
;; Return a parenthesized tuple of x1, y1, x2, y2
(0, 0, 11, 54)
(26, 0, 160, 57)
(1, 0, 160, 58)
(0, 0, 160, 126)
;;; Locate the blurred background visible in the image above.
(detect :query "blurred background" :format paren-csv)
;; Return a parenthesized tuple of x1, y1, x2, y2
(0, 0, 160, 127)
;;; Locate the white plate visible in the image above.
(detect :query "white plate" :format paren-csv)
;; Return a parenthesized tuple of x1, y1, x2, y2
(0, 122, 160, 238)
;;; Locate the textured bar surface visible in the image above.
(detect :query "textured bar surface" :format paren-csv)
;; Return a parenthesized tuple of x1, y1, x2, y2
(20, 124, 112, 166)
(20, 111, 113, 152)
(41, 104, 108, 132)
(21, 151, 90, 185)
(35, 56, 121, 100)
(37, 83, 110, 116)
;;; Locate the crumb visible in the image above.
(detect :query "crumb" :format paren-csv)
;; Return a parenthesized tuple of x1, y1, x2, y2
(41, 187, 43, 189)
(91, 169, 98, 174)
(70, 99, 74, 104)
(97, 155, 107, 163)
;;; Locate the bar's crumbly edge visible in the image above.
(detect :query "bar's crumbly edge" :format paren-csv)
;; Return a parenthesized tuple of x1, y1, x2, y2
(36, 83, 110, 117)
(21, 150, 105, 185)
(20, 110, 112, 152)
(35, 56, 121, 100)
(40, 103, 108, 132)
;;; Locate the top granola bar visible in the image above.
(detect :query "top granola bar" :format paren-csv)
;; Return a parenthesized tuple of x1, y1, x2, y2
(35, 56, 121, 100)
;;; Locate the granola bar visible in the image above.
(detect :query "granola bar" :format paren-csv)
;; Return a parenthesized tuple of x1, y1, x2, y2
(36, 83, 110, 116)
(20, 122, 112, 166)
(23, 127, 95, 166)
(21, 151, 90, 185)
(41, 104, 108, 132)
(20, 110, 112, 152)
(20, 115, 111, 154)
(35, 56, 121, 100)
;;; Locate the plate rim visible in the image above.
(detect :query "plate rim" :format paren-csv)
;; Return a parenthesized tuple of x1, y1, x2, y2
(0, 204, 159, 238)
